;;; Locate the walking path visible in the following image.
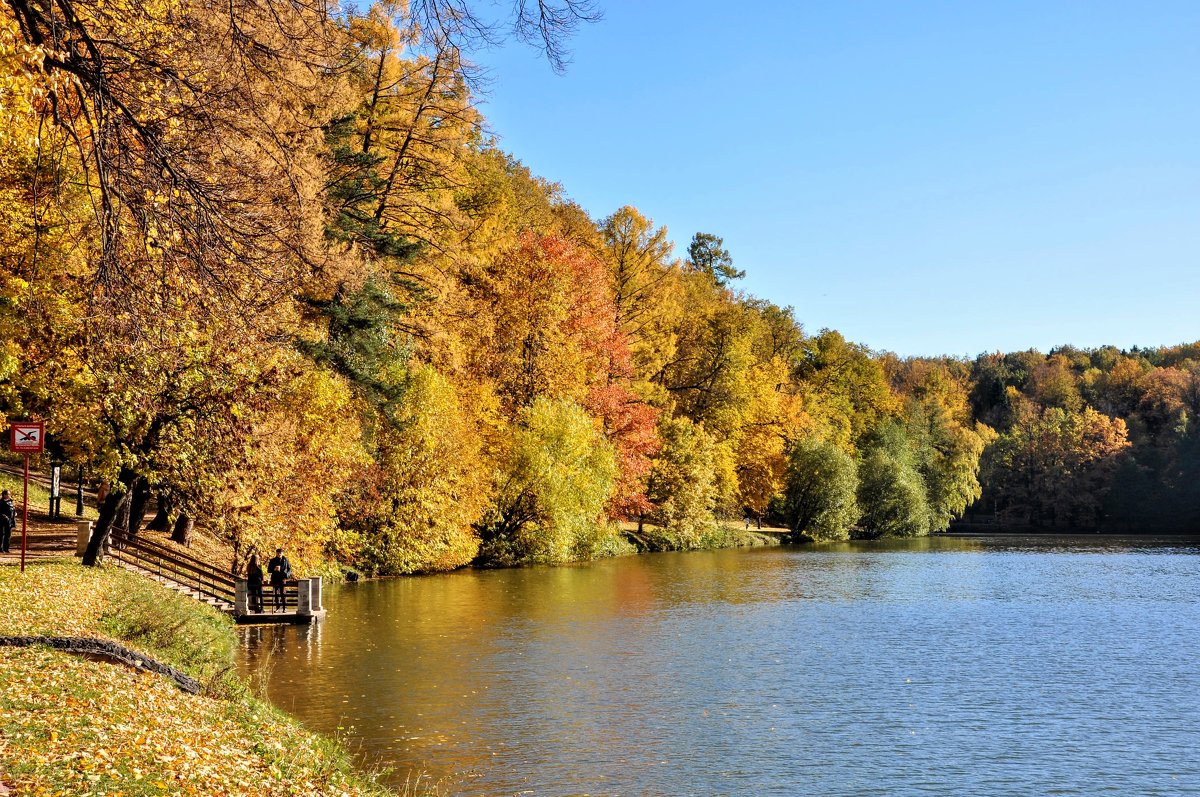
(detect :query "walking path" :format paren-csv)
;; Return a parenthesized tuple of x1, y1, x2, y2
(0, 518, 79, 565)
(0, 461, 91, 565)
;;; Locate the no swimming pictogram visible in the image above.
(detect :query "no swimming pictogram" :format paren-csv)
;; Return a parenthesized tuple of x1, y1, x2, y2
(10, 422, 44, 453)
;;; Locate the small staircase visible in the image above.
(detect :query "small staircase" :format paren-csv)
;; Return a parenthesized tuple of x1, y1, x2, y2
(105, 533, 236, 614)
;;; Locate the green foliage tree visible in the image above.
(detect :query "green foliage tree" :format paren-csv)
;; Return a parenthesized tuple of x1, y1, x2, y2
(780, 438, 859, 541)
(644, 416, 719, 548)
(686, 232, 744, 286)
(479, 397, 618, 565)
(856, 422, 932, 538)
(890, 359, 994, 532)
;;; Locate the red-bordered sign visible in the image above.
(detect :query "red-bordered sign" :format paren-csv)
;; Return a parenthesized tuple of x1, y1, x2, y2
(10, 422, 45, 453)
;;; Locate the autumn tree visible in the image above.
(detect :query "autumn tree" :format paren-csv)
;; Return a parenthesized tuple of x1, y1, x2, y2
(343, 365, 488, 575)
(796, 330, 900, 452)
(599, 206, 677, 373)
(1028, 355, 1083, 412)
(643, 416, 720, 549)
(1135, 367, 1192, 444)
(1, 0, 356, 562)
(190, 358, 365, 572)
(326, 3, 479, 265)
(656, 282, 756, 439)
(478, 397, 619, 565)
(981, 391, 1130, 528)
(4, 0, 343, 314)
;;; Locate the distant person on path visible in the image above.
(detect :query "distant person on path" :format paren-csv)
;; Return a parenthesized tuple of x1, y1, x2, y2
(267, 548, 291, 612)
(246, 553, 265, 613)
(0, 490, 15, 553)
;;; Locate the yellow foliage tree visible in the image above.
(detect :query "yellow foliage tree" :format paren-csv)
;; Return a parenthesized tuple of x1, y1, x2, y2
(342, 365, 488, 574)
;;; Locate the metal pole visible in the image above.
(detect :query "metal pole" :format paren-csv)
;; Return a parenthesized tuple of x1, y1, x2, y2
(75, 466, 84, 517)
(21, 453, 29, 573)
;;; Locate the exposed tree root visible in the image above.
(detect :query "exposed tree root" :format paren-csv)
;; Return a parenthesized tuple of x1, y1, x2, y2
(0, 635, 202, 694)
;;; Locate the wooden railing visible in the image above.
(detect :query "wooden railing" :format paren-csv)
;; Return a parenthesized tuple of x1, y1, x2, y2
(106, 532, 235, 607)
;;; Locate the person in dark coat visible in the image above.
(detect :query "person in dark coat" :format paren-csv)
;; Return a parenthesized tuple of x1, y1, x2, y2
(0, 489, 15, 554)
(267, 548, 291, 612)
(246, 553, 265, 613)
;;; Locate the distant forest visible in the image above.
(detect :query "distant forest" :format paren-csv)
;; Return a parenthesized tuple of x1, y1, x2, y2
(1, 0, 1194, 576)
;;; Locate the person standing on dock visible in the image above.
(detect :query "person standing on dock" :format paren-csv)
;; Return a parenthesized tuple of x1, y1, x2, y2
(0, 490, 15, 554)
(267, 547, 291, 612)
(247, 553, 265, 613)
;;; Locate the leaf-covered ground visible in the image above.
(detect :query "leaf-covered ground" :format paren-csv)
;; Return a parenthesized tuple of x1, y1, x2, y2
(0, 561, 394, 796)
(0, 562, 126, 638)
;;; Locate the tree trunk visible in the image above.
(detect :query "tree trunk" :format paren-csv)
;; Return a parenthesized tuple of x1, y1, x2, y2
(145, 495, 171, 531)
(126, 480, 152, 538)
(113, 491, 132, 541)
(82, 473, 139, 566)
(171, 512, 193, 546)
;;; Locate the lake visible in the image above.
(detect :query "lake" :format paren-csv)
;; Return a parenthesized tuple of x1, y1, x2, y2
(238, 536, 1200, 796)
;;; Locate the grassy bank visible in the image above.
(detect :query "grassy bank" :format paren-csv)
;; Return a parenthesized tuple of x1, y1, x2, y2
(0, 561, 395, 796)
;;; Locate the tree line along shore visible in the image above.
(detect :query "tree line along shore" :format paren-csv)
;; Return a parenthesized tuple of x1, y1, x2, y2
(3, 0, 1197, 584)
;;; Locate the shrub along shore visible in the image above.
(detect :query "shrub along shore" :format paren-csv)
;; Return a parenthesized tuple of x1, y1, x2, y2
(0, 561, 396, 797)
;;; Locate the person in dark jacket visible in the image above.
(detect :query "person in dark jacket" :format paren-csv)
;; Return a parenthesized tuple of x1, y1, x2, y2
(246, 553, 265, 613)
(267, 548, 291, 612)
(0, 489, 15, 554)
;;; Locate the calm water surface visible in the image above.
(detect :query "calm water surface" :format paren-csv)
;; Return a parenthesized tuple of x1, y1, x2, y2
(238, 536, 1200, 796)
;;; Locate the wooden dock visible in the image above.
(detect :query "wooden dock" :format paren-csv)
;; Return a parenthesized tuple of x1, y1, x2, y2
(235, 609, 325, 625)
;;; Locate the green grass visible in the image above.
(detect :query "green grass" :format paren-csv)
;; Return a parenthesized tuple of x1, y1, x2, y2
(97, 575, 237, 683)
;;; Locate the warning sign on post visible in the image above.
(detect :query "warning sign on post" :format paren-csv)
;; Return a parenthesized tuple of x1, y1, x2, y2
(10, 422, 44, 453)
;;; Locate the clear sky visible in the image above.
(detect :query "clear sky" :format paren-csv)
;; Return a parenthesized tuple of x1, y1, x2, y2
(469, 1, 1200, 358)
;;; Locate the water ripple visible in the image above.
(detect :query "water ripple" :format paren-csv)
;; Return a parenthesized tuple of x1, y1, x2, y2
(240, 536, 1200, 796)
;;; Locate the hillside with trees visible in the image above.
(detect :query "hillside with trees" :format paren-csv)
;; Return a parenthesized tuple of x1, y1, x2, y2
(1, 0, 1192, 578)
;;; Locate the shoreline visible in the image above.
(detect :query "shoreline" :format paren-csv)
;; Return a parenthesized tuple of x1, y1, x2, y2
(0, 560, 400, 796)
(938, 529, 1200, 538)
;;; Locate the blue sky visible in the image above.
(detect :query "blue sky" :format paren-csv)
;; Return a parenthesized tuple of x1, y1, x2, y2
(470, 1, 1200, 357)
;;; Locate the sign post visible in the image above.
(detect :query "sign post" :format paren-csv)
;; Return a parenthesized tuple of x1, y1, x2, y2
(10, 422, 45, 573)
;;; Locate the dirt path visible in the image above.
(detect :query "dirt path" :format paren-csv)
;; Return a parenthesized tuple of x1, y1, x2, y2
(0, 517, 83, 564)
